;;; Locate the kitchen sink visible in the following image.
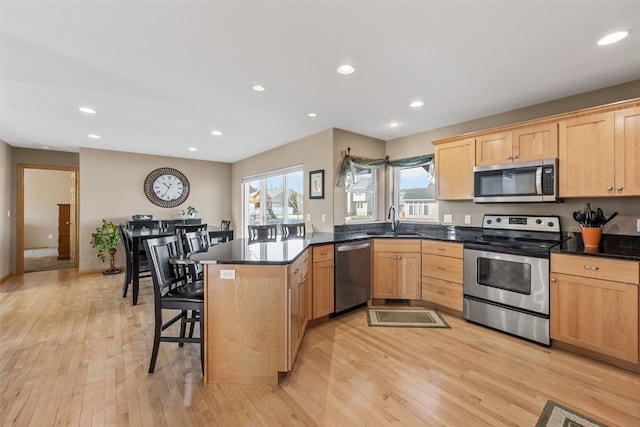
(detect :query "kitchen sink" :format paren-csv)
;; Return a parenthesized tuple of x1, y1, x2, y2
(365, 230, 423, 237)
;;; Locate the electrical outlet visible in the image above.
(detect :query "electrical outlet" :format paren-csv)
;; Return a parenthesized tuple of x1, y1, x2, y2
(220, 269, 235, 279)
(322, 214, 326, 223)
(637, 218, 640, 232)
(464, 215, 471, 225)
(48, 234, 53, 240)
(6, 210, 10, 218)
(443, 214, 453, 224)
(306, 213, 311, 221)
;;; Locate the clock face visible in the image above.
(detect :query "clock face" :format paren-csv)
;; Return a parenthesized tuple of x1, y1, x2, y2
(144, 168, 190, 208)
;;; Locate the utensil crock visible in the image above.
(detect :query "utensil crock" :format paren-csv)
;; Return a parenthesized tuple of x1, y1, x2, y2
(581, 226, 602, 249)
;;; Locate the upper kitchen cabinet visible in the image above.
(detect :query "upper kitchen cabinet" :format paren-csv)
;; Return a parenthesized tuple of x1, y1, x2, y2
(434, 137, 475, 200)
(476, 124, 558, 166)
(614, 106, 640, 196)
(559, 106, 640, 198)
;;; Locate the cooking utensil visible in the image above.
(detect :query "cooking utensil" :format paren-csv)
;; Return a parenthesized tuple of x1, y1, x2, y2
(602, 211, 618, 226)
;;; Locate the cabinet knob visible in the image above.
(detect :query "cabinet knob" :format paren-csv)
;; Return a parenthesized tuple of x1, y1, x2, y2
(512, 154, 518, 159)
(506, 155, 512, 160)
(550, 278, 557, 282)
(617, 186, 623, 191)
(607, 186, 613, 191)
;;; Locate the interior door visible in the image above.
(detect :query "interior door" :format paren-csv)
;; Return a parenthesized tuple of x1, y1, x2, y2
(57, 204, 71, 260)
(69, 171, 77, 266)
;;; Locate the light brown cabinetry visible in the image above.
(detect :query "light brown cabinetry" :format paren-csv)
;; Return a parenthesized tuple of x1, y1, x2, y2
(312, 244, 334, 319)
(421, 241, 464, 312)
(475, 123, 558, 166)
(289, 250, 310, 368)
(372, 239, 421, 299)
(614, 106, 640, 196)
(550, 253, 639, 364)
(434, 137, 475, 200)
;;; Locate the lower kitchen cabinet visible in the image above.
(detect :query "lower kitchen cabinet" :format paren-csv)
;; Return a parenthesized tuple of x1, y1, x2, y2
(372, 239, 421, 300)
(289, 249, 310, 368)
(312, 244, 334, 318)
(550, 253, 639, 364)
(421, 241, 464, 312)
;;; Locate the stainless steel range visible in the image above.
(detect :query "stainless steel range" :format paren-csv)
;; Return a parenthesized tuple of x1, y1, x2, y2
(463, 214, 562, 345)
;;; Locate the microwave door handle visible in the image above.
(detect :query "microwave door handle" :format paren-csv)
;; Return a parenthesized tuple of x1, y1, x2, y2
(535, 166, 543, 195)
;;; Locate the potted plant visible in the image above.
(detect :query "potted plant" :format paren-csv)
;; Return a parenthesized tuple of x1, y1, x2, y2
(183, 205, 198, 218)
(572, 203, 618, 249)
(90, 219, 121, 275)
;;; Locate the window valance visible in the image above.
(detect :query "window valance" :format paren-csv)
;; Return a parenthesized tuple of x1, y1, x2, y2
(336, 148, 434, 187)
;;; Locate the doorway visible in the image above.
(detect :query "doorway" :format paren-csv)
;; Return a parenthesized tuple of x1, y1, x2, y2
(17, 165, 79, 274)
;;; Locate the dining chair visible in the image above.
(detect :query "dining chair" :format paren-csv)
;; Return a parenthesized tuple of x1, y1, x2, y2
(181, 230, 209, 281)
(248, 224, 278, 241)
(118, 224, 151, 298)
(144, 234, 204, 374)
(282, 222, 306, 239)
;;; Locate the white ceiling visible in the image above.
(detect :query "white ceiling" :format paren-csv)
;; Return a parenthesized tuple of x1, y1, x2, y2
(2, 1, 640, 163)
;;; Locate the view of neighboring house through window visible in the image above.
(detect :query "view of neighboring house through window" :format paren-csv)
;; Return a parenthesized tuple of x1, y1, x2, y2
(243, 166, 304, 227)
(395, 165, 438, 222)
(345, 167, 376, 221)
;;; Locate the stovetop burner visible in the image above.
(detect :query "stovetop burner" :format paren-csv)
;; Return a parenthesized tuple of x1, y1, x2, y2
(465, 215, 563, 257)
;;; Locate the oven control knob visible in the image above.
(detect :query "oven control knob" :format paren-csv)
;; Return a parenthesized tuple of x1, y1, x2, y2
(536, 219, 542, 225)
(547, 221, 555, 227)
(487, 220, 492, 224)
(496, 218, 501, 223)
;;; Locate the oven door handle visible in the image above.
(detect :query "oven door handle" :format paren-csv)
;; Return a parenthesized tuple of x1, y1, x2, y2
(535, 166, 543, 195)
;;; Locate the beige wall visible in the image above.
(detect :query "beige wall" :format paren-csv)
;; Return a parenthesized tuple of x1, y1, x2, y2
(232, 129, 334, 235)
(1, 141, 12, 281)
(23, 169, 72, 249)
(79, 148, 232, 272)
(386, 79, 640, 235)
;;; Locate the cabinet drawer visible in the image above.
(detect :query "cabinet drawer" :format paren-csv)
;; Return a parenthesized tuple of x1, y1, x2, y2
(421, 240, 463, 258)
(312, 244, 334, 263)
(374, 239, 421, 253)
(551, 253, 639, 284)
(422, 277, 463, 311)
(422, 254, 463, 284)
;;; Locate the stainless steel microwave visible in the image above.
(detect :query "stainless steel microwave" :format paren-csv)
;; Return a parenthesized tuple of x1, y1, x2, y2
(473, 158, 558, 203)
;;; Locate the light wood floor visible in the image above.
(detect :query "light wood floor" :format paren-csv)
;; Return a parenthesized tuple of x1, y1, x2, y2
(1, 269, 639, 427)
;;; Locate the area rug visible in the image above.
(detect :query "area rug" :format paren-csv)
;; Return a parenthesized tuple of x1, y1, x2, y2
(366, 308, 450, 328)
(24, 248, 73, 273)
(536, 400, 607, 427)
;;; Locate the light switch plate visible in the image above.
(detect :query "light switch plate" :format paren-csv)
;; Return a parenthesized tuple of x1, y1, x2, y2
(220, 269, 235, 279)
(443, 214, 453, 224)
(306, 213, 311, 221)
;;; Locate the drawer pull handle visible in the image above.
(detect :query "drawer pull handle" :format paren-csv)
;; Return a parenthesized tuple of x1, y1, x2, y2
(437, 248, 445, 251)
(583, 265, 599, 270)
(437, 266, 446, 270)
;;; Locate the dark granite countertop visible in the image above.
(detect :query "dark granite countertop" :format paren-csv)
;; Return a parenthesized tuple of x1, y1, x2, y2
(553, 233, 640, 261)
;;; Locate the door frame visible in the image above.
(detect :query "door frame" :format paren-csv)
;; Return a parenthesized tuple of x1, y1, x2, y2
(17, 164, 79, 274)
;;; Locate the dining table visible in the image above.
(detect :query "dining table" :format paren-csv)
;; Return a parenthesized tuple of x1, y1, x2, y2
(127, 226, 234, 305)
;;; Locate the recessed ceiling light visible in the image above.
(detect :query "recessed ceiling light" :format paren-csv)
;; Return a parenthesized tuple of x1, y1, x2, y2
(188, 147, 197, 152)
(410, 100, 424, 108)
(307, 113, 317, 118)
(252, 85, 265, 92)
(597, 31, 629, 46)
(336, 64, 355, 75)
(88, 134, 100, 139)
(388, 121, 399, 128)
(211, 130, 222, 136)
(79, 106, 96, 114)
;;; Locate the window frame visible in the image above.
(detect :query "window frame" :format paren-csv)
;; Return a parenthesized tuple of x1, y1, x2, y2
(392, 164, 439, 223)
(345, 166, 378, 222)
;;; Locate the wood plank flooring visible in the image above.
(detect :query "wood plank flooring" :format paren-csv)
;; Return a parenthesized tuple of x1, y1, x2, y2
(1, 269, 639, 426)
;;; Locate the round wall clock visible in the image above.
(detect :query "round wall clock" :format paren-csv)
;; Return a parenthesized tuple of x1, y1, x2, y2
(143, 167, 190, 208)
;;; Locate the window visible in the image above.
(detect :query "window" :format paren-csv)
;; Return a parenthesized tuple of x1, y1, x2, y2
(394, 165, 438, 222)
(345, 167, 376, 221)
(243, 166, 303, 228)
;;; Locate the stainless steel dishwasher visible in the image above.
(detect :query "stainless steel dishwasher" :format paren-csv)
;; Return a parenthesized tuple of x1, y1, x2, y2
(335, 240, 371, 314)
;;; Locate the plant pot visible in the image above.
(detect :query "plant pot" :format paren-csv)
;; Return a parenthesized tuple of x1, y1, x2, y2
(581, 226, 602, 249)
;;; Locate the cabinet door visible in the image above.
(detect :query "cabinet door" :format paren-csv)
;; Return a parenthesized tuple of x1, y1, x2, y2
(435, 138, 475, 200)
(397, 252, 421, 299)
(312, 259, 335, 318)
(512, 122, 558, 162)
(372, 252, 397, 298)
(475, 131, 513, 166)
(288, 271, 301, 368)
(551, 273, 638, 363)
(558, 111, 615, 197)
(614, 106, 640, 196)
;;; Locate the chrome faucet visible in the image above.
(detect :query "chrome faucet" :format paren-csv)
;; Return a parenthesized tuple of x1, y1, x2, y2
(388, 205, 399, 232)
